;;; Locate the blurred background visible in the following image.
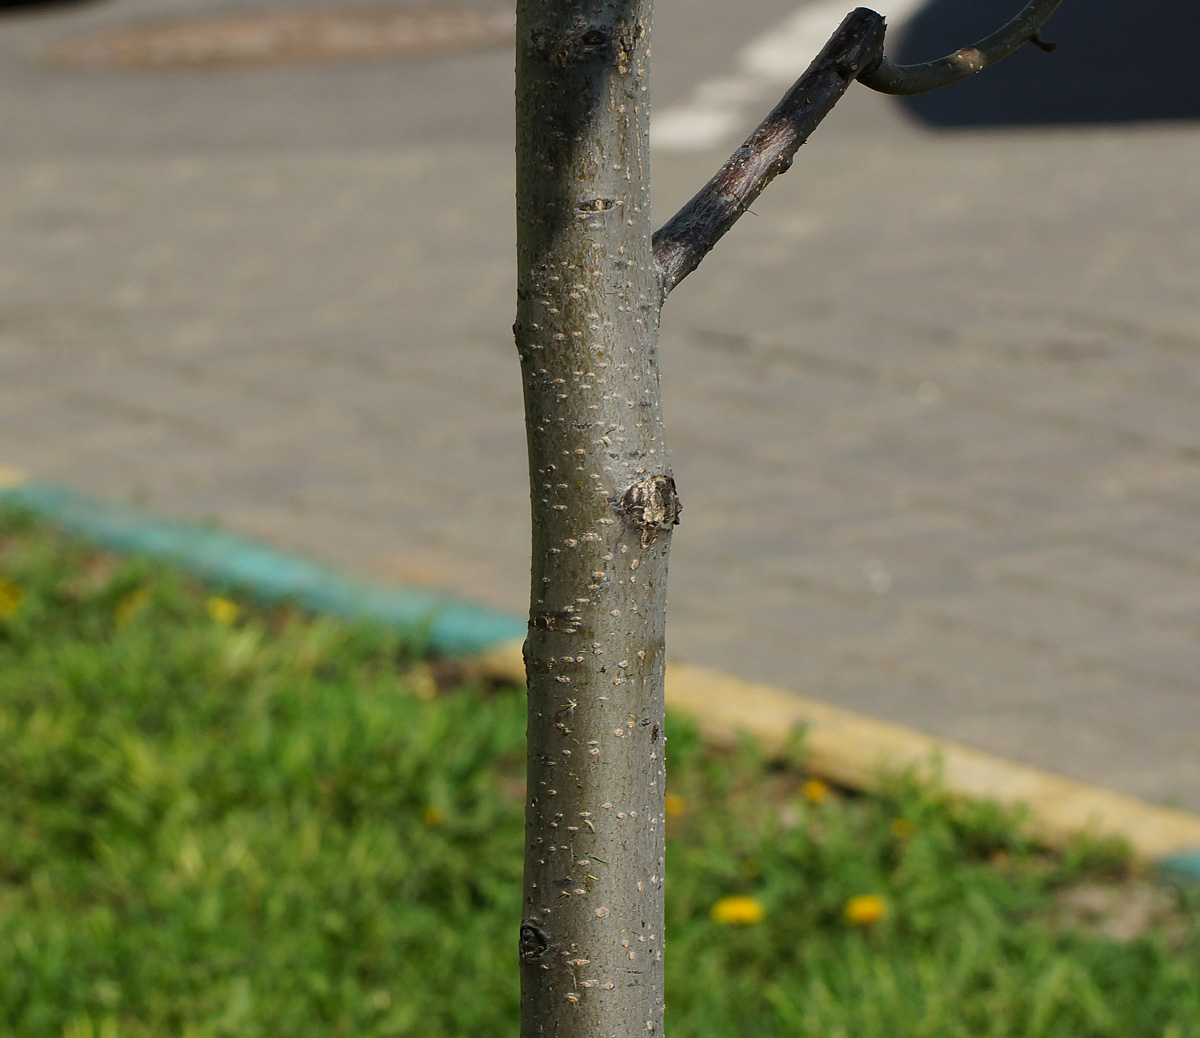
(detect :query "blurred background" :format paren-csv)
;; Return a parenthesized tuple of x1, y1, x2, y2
(1, 0, 1198, 808)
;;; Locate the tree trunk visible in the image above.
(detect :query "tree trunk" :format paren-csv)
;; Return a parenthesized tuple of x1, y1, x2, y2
(513, 1, 1066, 1033)
(515, 0, 674, 1035)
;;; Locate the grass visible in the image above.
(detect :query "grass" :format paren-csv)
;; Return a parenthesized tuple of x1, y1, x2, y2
(1, 505, 1199, 1037)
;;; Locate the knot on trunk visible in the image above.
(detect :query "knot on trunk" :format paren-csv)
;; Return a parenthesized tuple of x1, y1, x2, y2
(618, 475, 682, 548)
(520, 920, 552, 964)
(528, 19, 643, 70)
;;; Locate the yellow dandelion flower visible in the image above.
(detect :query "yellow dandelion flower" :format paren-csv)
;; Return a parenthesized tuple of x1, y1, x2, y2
(710, 895, 765, 925)
(889, 818, 915, 839)
(844, 894, 888, 926)
(0, 578, 24, 618)
(206, 596, 239, 626)
(801, 778, 830, 805)
(115, 586, 152, 627)
(665, 793, 686, 819)
(422, 804, 445, 828)
(409, 663, 438, 702)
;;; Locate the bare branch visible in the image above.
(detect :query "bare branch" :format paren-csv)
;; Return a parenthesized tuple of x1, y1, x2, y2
(652, 0, 1065, 297)
(652, 8, 885, 300)
(857, 0, 1065, 96)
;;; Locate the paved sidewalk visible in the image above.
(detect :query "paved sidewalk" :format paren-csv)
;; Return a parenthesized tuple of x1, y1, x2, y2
(2, 0, 1199, 809)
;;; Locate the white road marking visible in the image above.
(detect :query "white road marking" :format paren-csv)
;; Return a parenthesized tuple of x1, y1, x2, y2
(653, 0, 926, 152)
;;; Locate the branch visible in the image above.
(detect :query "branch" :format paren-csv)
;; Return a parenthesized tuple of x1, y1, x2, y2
(857, 0, 1064, 95)
(652, 0, 1065, 297)
(652, 8, 885, 300)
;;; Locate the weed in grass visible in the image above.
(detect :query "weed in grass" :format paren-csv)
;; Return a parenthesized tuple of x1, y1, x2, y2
(1, 506, 1199, 1037)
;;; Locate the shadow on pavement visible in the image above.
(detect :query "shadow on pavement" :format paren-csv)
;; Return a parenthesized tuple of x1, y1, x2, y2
(893, 0, 1200, 127)
(0, 0, 105, 11)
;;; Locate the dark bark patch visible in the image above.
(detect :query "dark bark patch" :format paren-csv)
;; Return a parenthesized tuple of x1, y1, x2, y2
(577, 197, 617, 214)
(618, 475, 682, 548)
(531, 609, 583, 634)
(520, 920, 552, 963)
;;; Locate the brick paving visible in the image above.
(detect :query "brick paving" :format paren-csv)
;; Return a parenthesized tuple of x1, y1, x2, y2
(2, 0, 1199, 808)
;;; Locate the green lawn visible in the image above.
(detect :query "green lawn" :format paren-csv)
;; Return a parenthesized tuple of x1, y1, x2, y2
(1, 506, 1198, 1037)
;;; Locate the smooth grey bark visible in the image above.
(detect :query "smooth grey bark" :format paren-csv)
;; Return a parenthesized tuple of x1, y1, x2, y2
(515, 1, 673, 1036)
(514, 3, 1064, 1036)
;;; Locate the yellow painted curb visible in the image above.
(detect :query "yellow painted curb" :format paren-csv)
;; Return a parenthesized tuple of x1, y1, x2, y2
(9, 464, 1198, 867)
(478, 637, 1200, 863)
(0, 464, 29, 488)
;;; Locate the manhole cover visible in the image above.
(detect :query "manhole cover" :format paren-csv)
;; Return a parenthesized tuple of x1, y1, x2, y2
(46, 5, 515, 70)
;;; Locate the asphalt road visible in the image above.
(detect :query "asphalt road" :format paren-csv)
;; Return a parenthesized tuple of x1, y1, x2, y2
(3, 0, 1200, 809)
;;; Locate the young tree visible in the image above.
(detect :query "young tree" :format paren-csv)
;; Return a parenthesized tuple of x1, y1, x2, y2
(514, 2, 1062, 1034)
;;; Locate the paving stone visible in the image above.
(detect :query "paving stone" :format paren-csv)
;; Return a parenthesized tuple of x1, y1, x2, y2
(1, 0, 1198, 811)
